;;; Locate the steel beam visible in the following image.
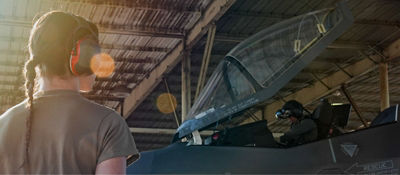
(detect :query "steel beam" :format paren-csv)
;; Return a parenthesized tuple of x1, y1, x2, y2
(195, 24, 216, 99)
(122, 0, 236, 118)
(379, 62, 390, 111)
(181, 49, 191, 121)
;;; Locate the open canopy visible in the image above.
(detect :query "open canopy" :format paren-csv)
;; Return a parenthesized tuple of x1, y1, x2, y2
(177, 1, 354, 139)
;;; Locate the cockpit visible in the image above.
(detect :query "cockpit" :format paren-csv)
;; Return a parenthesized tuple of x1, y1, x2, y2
(173, 2, 397, 148)
(174, 3, 353, 145)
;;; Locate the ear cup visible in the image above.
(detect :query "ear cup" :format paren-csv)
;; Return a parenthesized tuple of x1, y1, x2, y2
(70, 39, 82, 75)
(69, 38, 100, 75)
(68, 13, 100, 76)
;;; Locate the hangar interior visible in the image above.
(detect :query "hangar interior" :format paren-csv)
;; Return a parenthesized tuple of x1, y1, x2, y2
(0, 0, 399, 152)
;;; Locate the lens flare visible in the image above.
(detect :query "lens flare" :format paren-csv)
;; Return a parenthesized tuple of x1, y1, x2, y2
(156, 93, 177, 114)
(90, 53, 115, 78)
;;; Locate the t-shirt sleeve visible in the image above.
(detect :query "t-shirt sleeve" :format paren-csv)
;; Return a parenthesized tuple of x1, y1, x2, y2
(97, 111, 140, 165)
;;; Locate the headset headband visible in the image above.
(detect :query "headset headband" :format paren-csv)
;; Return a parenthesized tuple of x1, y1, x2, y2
(69, 14, 98, 47)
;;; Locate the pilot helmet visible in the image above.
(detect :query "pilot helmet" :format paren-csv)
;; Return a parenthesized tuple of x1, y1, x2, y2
(275, 100, 304, 119)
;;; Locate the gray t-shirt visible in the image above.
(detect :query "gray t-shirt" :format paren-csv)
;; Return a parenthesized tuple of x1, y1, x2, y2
(0, 90, 139, 174)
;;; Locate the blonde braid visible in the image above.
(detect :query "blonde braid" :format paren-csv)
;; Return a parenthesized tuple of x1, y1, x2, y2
(21, 58, 38, 172)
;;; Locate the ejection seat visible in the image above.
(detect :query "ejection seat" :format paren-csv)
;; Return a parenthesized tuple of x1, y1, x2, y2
(312, 99, 334, 140)
(371, 104, 399, 126)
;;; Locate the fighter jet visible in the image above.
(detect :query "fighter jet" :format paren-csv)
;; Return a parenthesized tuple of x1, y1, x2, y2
(127, 1, 400, 174)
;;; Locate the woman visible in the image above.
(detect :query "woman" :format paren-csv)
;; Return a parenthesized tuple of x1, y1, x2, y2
(0, 11, 139, 174)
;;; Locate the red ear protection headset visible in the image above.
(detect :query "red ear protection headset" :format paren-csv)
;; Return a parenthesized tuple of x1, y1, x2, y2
(69, 14, 101, 76)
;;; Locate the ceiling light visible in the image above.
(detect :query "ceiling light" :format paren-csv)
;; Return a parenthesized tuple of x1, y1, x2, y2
(332, 103, 344, 106)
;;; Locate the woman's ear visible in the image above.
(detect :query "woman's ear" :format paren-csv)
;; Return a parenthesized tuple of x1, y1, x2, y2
(79, 74, 96, 92)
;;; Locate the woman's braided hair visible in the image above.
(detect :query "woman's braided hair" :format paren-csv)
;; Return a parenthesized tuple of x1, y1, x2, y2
(21, 11, 98, 170)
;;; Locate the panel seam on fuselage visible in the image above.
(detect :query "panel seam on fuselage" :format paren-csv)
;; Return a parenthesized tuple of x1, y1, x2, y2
(328, 139, 337, 163)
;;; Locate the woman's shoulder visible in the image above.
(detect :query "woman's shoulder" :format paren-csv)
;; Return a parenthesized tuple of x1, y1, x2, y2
(74, 95, 122, 119)
(0, 100, 28, 122)
(3, 100, 28, 115)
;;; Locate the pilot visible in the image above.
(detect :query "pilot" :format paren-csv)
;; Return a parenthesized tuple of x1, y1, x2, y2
(275, 100, 317, 146)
